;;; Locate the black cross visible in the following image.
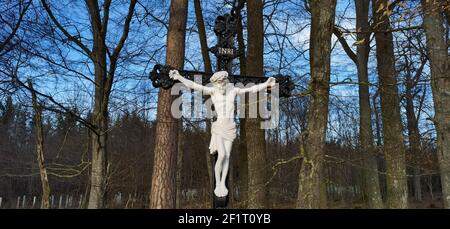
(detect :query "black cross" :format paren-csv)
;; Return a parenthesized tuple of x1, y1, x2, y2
(149, 6, 294, 209)
(149, 64, 294, 98)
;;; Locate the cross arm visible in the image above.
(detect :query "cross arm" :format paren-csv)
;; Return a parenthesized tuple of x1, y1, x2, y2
(149, 64, 294, 97)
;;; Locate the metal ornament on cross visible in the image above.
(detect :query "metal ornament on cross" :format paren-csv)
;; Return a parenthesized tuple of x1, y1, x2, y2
(148, 1, 294, 209)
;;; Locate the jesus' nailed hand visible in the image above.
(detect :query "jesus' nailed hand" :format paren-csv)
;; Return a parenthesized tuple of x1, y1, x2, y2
(169, 69, 275, 197)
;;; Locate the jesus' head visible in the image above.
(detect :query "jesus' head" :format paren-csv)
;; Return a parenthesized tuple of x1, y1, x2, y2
(209, 71, 229, 94)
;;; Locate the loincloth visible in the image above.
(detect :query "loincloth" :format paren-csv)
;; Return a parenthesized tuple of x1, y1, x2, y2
(209, 120, 237, 154)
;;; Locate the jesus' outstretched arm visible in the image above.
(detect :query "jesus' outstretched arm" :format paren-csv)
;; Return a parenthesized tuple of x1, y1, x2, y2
(235, 77, 276, 95)
(169, 70, 214, 95)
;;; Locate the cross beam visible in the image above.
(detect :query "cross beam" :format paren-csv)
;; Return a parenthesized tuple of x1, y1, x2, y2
(149, 64, 294, 98)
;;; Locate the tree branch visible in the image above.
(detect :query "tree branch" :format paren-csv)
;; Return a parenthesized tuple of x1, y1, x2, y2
(40, 0, 92, 57)
(0, 0, 31, 54)
(333, 26, 357, 64)
(137, 0, 168, 30)
(12, 75, 98, 134)
(110, 0, 136, 65)
(102, 0, 111, 35)
(105, 0, 137, 95)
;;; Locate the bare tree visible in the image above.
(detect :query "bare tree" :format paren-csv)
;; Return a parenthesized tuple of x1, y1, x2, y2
(193, 0, 214, 207)
(28, 80, 51, 209)
(334, 0, 383, 208)
(354, 0, 383, 209)
(246, 0, 267, 209)
(421, 0, 450, 208)
(40, 0, 138, 208)
(149, 0, 188, 209)
(235, 0, 249, 208)
(402, 53, 426, 202)
(296, 0, 336, 209)
(372, 0, 408, 208)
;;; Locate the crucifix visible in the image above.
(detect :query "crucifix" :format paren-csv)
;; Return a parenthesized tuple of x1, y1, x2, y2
(149, 5, 293, 209)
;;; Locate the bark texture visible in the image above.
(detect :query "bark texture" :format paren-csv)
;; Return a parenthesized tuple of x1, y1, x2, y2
(193, 0, 214, 207)
(296, 0, 336, 209)
(246, 0, 267, 209)
(421, 0, 450, 208)
(355, 0, 383, 208)
(150, 0, 188, 209)
(404, 57, 426, 202)
(372, 0, 408, 209)
(29, 80, 51, 209)
(236, 0, 248, 208)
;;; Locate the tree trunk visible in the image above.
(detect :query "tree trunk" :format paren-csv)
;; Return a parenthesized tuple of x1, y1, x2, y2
(150, 0, 188, 209)
(87, 32, 110, 208)
(193, 0, 212, 74)
(87, 0, 136, 209)
(86, 0, 110, 208)
(40, 0, 137, 208)
(355, 0, 383, 208)
(372, 91, 383, 147)
(404, 56, 424, 202)
(246, 0, 267, 209)
(193, 0, 213, 208)
(236, 0, 248, 208)
(372, 0, 408, 209)
(88, 115, 108, 209)
(405, 91, 422, 202)
(29, 80, 51, 209)
(176, 120, 183, 209)
(296, 0, 336, 209)
(421, 0, 450, 208)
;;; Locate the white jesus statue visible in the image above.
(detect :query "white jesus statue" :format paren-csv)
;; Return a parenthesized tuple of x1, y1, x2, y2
(169, 69, 276, 197)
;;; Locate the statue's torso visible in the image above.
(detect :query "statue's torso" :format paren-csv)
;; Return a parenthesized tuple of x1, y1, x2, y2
(210, 85, 237, 122)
